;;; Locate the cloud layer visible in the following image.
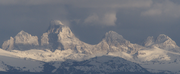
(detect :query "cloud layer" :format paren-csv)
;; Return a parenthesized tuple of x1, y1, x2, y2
(142, 0, 180, 18)
(1, 0, 180, 46)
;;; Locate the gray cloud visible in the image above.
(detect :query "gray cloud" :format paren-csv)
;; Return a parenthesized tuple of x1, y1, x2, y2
(1, 0, 180, 47)
(0, 0, 153, 26)
(0, 0, 152, 8)
(142, 0, 180, 18)
(0, 0, 62, 5)
(66, 0, 153, 8)
(84, 12, 117, 26)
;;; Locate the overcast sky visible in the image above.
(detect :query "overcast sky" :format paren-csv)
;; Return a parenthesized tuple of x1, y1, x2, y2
(1, 0, 180, 47)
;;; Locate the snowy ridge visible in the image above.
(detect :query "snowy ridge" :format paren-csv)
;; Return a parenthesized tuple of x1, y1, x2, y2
(2, 20, 143, 55)
(1, 20, 180, 74)
(10, 49, 95, 62)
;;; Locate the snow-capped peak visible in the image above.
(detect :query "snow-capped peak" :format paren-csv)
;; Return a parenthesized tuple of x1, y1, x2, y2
(102, 31, 143, 54)
(156, 34, 171, 43)
(104, 30, 129, 45)
(104, 31, 124, 40)
(14, 30, 39, 45)
(143, 34, 179, 52)
(2, 30, 39, 51)
(104, 30, 130, 45)
(41, 20, 76, 51)
(155, 34, 177, 46)
(16, 30, 29, 36)
(144, 34, 177, 46)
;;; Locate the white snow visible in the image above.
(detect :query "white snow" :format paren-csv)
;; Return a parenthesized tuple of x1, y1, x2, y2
(14, 30, 39, 45)
(2, 30, 39, 51)
(137, 47, 171, 62)
(0, 48, 94, 62)
(0, 49, 43, 72)
(135, 46, 180, 74)
(108, 52, 134, 61)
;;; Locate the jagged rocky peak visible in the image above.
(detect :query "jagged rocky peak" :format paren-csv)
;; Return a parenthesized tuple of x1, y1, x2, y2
(155, 34, 178, 49)
(41, 20, 75, 51)
(155, 34, 177, 46)
(105, 31, 124, 40)
(103, 31, 143, 54)
(2, 30, 39, 50)
(46, 20, 74, 39)
(143, 34, 179, 52)
(156, 34, 172, 43)
(104, 31, 130, 45)
(144, 34, 177, 46)
(14, 30, 39, 45)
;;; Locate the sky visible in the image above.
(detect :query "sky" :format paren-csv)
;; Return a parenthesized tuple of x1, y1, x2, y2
(1, 0, 180, 47)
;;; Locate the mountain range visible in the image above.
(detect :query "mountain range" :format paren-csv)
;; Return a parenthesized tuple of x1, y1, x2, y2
(0, 20, 180, 74)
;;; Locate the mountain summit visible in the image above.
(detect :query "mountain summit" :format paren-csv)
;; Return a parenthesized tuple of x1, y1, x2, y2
(102, 31, 143, 54)
(15, 30, 39, 46)
(144, 34, 179, 52)
(46, 20, 65, 33)
(41, 20, 75, 51)
(2, 30, 39, 50)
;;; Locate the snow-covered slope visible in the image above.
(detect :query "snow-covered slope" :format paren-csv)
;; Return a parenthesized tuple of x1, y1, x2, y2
(0, 49, 43, 72)
(135, 47, 180, 74)
(10, 49, 96, 62)
(0, 47, 150, 73)
(138, 34, 180, 73)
